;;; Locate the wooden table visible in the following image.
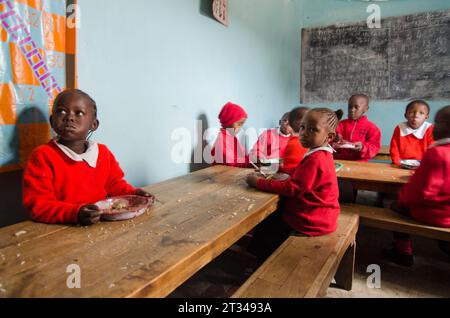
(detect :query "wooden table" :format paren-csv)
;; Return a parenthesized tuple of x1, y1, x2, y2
(373, 145, 390, 161)
(335, 160, 411, 193)
(0, 165, 278, 297)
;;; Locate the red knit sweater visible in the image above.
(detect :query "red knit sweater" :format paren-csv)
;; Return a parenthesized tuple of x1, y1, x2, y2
(23, 141, 137, 224)
(256, 150, 340, 236)
(398, 143, 450, 228)
(334, 116, 381, 162)
(211, 128, 249, 168)
(389, 125, 434, 166)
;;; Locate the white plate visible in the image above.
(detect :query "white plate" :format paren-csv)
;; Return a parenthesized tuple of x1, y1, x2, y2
(338, 143, 356, 149)
(257, 172, 290, 181)
(95, 195, 153, 221)
(400, 159, 420, 170)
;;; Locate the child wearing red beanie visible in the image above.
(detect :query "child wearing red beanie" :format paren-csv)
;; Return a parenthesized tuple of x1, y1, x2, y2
(211, 102, 250, 168)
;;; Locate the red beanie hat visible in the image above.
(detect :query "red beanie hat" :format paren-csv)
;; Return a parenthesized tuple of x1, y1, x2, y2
(218, 102, 247, 127)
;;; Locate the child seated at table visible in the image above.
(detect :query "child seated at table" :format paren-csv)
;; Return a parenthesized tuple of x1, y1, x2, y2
(389, 100, 434, 166)
(248, 112, 292, 163)
(385, 105, 450, 266)
(246, 108, 343, 260)
(211, 102, 250, 168)
(333, 94, 381, 162)
(279, 106, 310, 174)
(23, 89, 154, 226)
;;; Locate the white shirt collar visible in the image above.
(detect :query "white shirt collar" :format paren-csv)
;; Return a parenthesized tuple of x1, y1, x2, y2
(304, 145, 335, 158)
(277, 127, 291, 138)
(53, 139, 99, 168)
(399, 121, 432, 139)
(432, 138, 450, 147)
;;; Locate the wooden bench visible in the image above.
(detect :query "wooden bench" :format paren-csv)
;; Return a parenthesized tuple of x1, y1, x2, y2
(342, 203, 450, 242)
(232, 212, 359, 298)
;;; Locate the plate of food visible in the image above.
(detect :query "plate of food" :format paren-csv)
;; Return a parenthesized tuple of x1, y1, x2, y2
(256, 172, 290, 181)
(95, 195, 153, 221)
(400, 159, 420, 170)
(337, 142, 356, 149)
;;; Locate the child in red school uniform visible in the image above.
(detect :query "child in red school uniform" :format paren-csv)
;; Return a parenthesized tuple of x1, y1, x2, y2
(23, 89, 154, 226)
(333, 94, 381, 162)
(384, 105, 450, 266)
(211, 102, 250, 168)
(390, 100, 434, 166)
(246, 108, 344, 260)
(248, 112, 293, 162)
(279, 106, 310, 174)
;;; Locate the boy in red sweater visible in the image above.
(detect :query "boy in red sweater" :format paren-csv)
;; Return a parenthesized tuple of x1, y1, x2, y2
(248, 112, 293, 162)
(385, 105, 450, 266)
(211, 102, 250, 168)
(390, 100, 434, 166)
(279, 106, 310, 174)
(333, 94, 381, 162)
(246, 108, 344, 260)
(23, 89, 154, 225)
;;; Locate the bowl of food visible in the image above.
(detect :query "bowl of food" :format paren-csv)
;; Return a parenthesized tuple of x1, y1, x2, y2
(400, 159, 420, 170)
(95, 195, 153, 221)
(256, 172, 290, 181)
(337, 142, 356, 149)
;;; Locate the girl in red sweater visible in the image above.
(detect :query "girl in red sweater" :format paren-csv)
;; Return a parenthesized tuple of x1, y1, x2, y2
(389, 100, 434, 166)
(279, 106, 310, 174)
(246, 108, 344, 260)
(333, 94, 381, 162)
(211, 102, 250, 168)
(23, 89, 154, 225)
(385, 105, 450, 266)
(248, 112, 293, 162)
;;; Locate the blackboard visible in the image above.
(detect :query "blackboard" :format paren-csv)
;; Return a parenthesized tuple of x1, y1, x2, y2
(301, 10, 450, 103)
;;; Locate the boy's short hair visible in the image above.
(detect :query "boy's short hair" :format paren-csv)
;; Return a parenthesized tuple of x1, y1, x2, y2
(288, 106, 310, 127)
(53, 89, 97, 118)
(405, 100, 430, 114)
(348, 94, 369, 106)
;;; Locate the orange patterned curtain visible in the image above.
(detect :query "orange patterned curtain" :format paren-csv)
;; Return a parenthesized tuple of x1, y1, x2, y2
(0, 0, 76, 172)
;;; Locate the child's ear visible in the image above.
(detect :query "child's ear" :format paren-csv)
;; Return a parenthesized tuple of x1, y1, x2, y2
(404, 112, 408, 120)
(327, 132, 336, 143)
(91, 119, 99, 132)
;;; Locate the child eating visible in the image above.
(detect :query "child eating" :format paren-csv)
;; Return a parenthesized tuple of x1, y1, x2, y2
(23, 89, 154, 225)
(334, 94, 381, 162)
(246, 108, 344, 260)
(211, 102, 250, 168)
(390, 100, 434, 167)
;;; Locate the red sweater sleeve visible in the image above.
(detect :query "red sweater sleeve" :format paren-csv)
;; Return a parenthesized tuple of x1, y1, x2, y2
(398, 147, 447, 207)
(390, 126, 401, 166)
(23, 150, 80, 224)
(256, 159, 318, 197)
(360, 124, 381, 160)
(104, 148, 138, 197)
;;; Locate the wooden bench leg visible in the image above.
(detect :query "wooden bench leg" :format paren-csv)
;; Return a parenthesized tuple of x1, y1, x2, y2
(333, 241, 356, 291)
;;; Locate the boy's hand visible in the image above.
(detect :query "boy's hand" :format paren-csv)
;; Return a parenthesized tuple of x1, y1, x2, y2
(135, 189, 156, 203)
(246, 173, 260, 188)
(354, 142, 363, 151)
(78, 205, 101, 226)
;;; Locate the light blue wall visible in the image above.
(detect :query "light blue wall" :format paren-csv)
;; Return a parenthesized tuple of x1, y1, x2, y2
(77, 0, 302, 187)
(77, 0, 450, 189)
(297, 0, 450, 144)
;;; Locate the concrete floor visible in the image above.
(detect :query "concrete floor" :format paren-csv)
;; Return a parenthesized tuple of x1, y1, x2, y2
(169, 191, 450, 298)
